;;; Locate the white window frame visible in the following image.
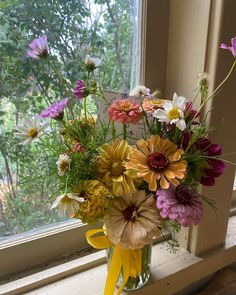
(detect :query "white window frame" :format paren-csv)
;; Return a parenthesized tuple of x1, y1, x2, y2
(1, 0, 236, 287)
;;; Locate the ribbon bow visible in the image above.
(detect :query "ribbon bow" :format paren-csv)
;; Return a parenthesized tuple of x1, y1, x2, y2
(86, 229, 142, 295)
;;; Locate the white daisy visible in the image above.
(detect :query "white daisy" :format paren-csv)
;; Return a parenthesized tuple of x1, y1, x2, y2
(84, 55, 101, 71)
(152, 93, 187, 131)
(51, 193, 80, 217)
(14, 117, 49, 145)
(56, 153, 71, 176)
(129, 85, 150, 98)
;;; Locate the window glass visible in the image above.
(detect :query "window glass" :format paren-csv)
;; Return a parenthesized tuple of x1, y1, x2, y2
(231, 172, 236, 208)
(0, 0, 140, 240)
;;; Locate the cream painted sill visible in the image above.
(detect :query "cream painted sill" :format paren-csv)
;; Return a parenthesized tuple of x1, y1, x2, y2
(1, 216, 236, 295)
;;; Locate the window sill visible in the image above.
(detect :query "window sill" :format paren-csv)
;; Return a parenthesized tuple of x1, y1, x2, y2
(1, 216, 236, 295)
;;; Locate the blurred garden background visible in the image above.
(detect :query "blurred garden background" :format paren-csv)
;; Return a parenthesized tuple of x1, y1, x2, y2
(0, 0, 140, 238)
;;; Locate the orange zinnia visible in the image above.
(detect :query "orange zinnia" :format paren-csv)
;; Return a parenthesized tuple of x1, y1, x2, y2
(125, 135, 187, 191)
(142, 98, 165, 114)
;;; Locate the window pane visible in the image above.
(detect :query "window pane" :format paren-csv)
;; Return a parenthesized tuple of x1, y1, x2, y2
(0, 0, 140, 241)
(229, 168, 236, 216)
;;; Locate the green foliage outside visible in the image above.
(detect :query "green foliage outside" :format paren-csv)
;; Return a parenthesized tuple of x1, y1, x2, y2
(0, 0, 138, 238)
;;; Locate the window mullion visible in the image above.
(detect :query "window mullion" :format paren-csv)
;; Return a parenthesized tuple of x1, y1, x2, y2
(140, 0, 170, 95)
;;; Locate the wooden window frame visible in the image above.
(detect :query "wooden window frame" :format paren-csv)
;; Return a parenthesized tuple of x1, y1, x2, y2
(172, 0, 236, 256)
(142, 0, 236, 256)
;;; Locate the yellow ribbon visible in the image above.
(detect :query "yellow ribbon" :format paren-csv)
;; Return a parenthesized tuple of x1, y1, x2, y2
(86, 229, 142, 295)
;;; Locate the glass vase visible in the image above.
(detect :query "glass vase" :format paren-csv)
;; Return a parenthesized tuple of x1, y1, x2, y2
(106, 243, 152, 291)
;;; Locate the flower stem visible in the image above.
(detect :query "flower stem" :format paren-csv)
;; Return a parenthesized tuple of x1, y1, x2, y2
(83, 71, 91, 122)
(141, 105, 150, 131)
(48, 60, 69, 97)
(84, 97, 87, 121)
(189, 59, 236, 126)
(206, 59, 236, 104)
(112, 121, 116, 139)
(123, 124, 127, 140)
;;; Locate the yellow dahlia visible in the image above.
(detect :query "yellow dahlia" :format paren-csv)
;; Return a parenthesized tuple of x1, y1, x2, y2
(125, 135, 187, 191)
(96, 140, 139, 197)
(103, 190, 163, 249)
(73, 180, 110, 222)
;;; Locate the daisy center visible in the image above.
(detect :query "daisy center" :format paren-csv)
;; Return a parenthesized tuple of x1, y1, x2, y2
(120, 103, 132, 112)
(147, 152, 169, 172)
(111, 161, 124, 176)
(28, 128, 38, 138)
(167, 108, 181, 120)
(175, 187, 192, 205)
(60, 160, 69, 171)
(122, 204, 138, 221)
(87, 61, 95, 67)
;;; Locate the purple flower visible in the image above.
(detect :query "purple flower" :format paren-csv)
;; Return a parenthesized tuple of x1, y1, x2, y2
(184, 101, 200, 121)
(40, 98, 69, 120)
(195, 138, 226, 186)
(179, 132, 191, 150)
(73, 80, 86, 100)
(156, 185, 204, 227)
(200, 159, 226, 186)
(27, 35, 49, 59)
(220, 36, 236, 57)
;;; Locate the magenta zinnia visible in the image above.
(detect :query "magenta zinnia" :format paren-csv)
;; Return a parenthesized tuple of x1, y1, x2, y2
(156, 185, 204, 227)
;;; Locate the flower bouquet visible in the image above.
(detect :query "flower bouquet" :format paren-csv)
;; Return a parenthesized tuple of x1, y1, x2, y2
(15, 35, 236, 295)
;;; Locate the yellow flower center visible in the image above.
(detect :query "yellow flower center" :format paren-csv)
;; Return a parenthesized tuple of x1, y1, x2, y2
(60, 160, 69, 171)
(28, 128, 38, 138)
(120, 102, 132, 112)
(111, 161, 124, 176)
(86, 61, 96, 70)
(167, 108, 181, 120)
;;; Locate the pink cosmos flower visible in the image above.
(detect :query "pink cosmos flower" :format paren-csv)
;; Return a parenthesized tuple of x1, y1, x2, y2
(156, 184, 204, 227)
(27, 35, 49, 59)
(220, 36, 236, 57)
(73, 80, 86, 100)
(40, 98, 69, 120)
(108, 98, 143, 124)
